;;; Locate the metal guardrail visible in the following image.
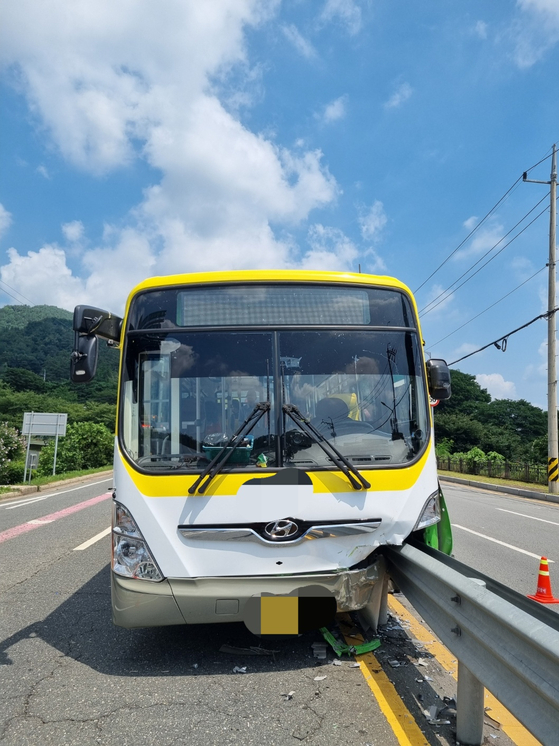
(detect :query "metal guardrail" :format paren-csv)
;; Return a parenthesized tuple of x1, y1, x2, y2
(383, 543, 559, 746)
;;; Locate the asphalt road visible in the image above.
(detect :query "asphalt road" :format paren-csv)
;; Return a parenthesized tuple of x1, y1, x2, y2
(441, 480, 559, 607)
(0, 478, 402, 746)
(0, 476, 549, 746)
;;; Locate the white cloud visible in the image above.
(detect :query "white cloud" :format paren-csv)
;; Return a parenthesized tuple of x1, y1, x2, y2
(36, 165, 50, 179)
(362, 248, 387, 274)
(62, 220, 84, 243)
(300, 224, 358, 271)
(422, 283, 455, 316)
(475, 373, 517, 399)
(320, 0, 362, 36)
(0, 0, 340, 310)
(384, 82, 413, 110)
(454, 218, 504, 260)
(449, 342, 478, 362)
(525, 338, 549, 378)
(0, 245, 85, 309)
(0, 204, 12, 239)
(474, 21, 488, 39)
(510, 255, 540, 282)
(359, 200, 387, 242)
(321, 95, 348, 124)
(518, 0, 559, 18)
(281, 24, 317, 59)
(510, 0, 559, 67)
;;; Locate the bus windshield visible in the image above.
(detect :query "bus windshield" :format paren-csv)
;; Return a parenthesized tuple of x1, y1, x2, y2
(120, 327, 428, 473)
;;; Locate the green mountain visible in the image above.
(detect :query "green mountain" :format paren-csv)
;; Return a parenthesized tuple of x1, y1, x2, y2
(0, 304, 72, 331)
(0, 304, 119, 430)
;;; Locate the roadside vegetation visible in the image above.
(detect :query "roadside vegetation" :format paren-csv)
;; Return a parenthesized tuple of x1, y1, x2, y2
(433, 370, 548, 486)
(0, 305, 118, 485)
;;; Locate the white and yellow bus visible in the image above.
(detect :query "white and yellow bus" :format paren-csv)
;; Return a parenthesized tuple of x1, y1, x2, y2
(71, 270, 452, 632)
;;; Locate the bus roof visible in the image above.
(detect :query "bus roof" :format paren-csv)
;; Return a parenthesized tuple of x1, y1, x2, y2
(125, 270, 414, 313)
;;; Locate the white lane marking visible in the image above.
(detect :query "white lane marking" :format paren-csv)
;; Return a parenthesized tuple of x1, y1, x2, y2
(497, 508, 559, 527)
(3, 479, 112, 509)
(4, 496, 48, 509)
(452, 524, 554, 562)
(73, 527, 111, 551)
(27, 519, 54, 525)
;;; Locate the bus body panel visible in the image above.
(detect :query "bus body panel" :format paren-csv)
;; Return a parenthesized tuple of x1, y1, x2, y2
(94, 271, 452, 628)
(111, 560, 387, 629)
(112, 442, 438, 579)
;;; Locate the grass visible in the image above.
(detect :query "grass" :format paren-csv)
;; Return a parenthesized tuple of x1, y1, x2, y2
(4, 465, 113, 492)
(438, 468, 549, 493)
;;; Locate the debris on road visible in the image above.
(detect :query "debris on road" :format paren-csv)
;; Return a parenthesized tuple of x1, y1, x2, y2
(232, 666, 247, 674)
(311, 641, 328, 659)
(319, 625, 381, 657)
(220, 644, 279, 656)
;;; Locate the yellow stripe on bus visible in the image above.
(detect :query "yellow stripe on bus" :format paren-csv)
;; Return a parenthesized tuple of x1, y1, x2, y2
(119, 447, 431, 497)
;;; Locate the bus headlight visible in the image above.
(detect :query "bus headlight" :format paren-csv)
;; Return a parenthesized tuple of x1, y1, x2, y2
(413, 490, 441, 531)
(112, 502, 163, 581)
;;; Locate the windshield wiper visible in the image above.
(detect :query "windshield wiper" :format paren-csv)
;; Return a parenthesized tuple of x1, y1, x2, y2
(283, 405, 371, 491)
(188, 402, 271, 495)
(386, 344, 404, 441)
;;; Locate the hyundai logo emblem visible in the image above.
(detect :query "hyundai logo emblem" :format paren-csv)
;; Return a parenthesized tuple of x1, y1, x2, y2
(264, 519, 299, 541)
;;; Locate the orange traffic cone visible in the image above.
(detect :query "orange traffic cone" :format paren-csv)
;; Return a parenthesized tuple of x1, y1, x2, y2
(527, 557, 559, 604)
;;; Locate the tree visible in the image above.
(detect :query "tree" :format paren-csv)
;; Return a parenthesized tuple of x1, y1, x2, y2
(0, 306, 119, 398)
(436, 370, 491, 415)
(478, 424, 524, 461)
(1, 367, 47, 393)
(37, 422, 114, 475)
(475, 398, 547, 442)
(0, 422, 26, 483)
(433, 412, 484, 452)
(529, 435, 548, 464)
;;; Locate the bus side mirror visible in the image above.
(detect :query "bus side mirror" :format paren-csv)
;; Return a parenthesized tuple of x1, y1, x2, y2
(73, 305, 122, 342)
(70, 333, 99, 383)
(426, 359, 451, 401)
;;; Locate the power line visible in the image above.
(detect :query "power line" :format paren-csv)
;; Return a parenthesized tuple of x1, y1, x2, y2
(414, 150, 554, 294)
(419, 194, 548, 315)
(0, 279, 35, 306)
(413, 178, 522, 293)
(430, 265, 546, 347)
(419, 200, 550, 317)
(448, 307, 559, 367)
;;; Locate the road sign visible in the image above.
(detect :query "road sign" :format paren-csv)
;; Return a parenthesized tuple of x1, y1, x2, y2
(22, 412, 68, 480)
(23, 412, 67, 436)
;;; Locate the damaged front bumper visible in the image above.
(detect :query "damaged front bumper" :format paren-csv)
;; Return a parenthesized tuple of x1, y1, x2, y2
(112, 553, 386, 629)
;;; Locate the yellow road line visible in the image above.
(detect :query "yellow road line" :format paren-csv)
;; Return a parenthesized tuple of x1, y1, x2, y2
(339, 615, 429, 746)
(388, 596, 541, 746)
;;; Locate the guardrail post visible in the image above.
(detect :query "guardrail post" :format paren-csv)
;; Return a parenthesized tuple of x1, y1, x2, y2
(456, 660, 485, 745)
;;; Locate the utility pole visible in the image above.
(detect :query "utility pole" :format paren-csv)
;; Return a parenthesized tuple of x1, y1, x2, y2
(523, 144, 558, 494)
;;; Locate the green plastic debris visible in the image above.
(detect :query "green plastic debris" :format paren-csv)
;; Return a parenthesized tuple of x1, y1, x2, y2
(319, 626, 381, 657)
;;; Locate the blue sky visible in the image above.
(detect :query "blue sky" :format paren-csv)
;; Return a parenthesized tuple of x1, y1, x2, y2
(1, 0, 559, 408)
